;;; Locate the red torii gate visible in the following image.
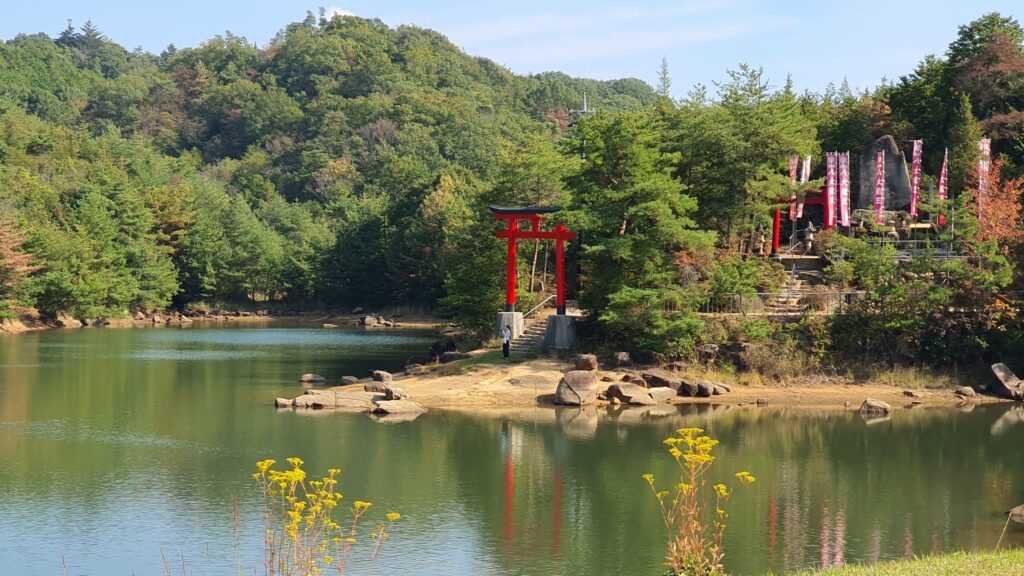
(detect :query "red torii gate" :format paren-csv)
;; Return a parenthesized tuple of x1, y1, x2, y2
(771, 186, 834, 254)
(491, 206, 575, 315)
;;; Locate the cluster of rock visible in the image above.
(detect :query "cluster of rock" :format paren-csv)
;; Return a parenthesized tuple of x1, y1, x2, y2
(360, 314, 398, 328)
(279, 369, 426, 419)
(553, 354, 735, 407)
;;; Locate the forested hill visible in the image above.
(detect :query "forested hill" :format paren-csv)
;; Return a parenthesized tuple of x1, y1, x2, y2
(0, 14, 654, 318)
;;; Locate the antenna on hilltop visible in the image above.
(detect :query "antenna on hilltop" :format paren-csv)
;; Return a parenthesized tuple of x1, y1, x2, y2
(569, 91, 595, 124)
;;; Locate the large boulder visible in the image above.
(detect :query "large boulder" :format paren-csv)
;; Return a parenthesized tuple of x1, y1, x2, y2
(294, 391, 336, 409)
(991, 363, 1024, 400)
(384, 386, 404, 400)
(275, 397, 293, 408)
(339, 376, 359, 386)
(1009, 504, 1024, 525)
(554, 370, 599, 406)
(364, 381, 388, 393)
(361, 315, 379, 327)
(430, 338, 457, 360)
(648, 387, 677, 404)
(574, 354, 599, 371)
(614, 352, 632, 368)
(298, 373, 326, 384)
(642, 371, 681, 391)
(371, 370, 393, 384)
(857, 135, 913, 211)
(371, 399, 426, 415)
(679, 379, 700, 397)
(859, 398, 891, 416)
(696, 381, 714, 398)
(605, 383, 656, 405)
(954, 386, 977, 398)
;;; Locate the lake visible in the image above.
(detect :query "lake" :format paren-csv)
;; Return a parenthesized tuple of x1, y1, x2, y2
(1, 325, 1022, 575)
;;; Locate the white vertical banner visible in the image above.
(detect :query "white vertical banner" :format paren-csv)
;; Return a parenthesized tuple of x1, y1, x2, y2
(938, 148, 948, 225)
(825, 152, 837, 227)
(910, 140, 922, 217)
(788, 154, 799, 220)
(839, 152, 851, 226)
(873, 150, 886, 224)
(978, 138, 991, 221)
(797, 155, 810, 218)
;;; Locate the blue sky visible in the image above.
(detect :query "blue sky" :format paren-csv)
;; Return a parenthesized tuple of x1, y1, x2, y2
(1, 1, 1020, 97)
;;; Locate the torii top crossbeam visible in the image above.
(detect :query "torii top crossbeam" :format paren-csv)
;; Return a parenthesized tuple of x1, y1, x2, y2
(490, 205, 575, 315)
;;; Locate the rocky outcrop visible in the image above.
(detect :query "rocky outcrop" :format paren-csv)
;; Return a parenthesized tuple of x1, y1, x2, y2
(605, 383, 656, 406)
(614, 352, 632, 368)
(554, 370, 598, 406)
(642, 371, 681, 391)
(648, 387, 677, 404)
(859, 398, 891, 416)
(339, 376, 359, 386)
(384, 386, 404, 400)
(275, 397, 292, 408)
(574, 354, 599, 371)
(954, 386, 977, 398)
(371, 370, 393, 384)
(620, 373, 648, 387)
(370, 399, 426, 415)
(364, 381, 388, 393)
(991, 363, 1024, 400)
(298, 373, 326, 384)
(857, 135, 913, 211)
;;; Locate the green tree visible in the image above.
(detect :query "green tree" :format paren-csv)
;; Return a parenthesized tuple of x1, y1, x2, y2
(568, 110, 714, 356)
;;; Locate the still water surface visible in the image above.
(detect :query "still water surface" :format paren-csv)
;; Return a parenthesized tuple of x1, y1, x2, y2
(1, 325, 1023, 575)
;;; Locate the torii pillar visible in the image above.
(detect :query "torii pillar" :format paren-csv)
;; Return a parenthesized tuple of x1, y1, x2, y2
(491, 206, 577, 348)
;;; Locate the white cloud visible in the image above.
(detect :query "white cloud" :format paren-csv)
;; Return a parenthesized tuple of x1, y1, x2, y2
(325, 6, 356, 19)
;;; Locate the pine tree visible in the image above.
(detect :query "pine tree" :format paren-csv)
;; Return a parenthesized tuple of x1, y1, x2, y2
(657, 56, 672, 99)
(946, 92, 982, 195)
(568, 111, 714, 356)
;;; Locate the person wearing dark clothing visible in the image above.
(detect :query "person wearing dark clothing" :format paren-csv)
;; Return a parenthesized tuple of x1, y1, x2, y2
(502, 325, 512, 360)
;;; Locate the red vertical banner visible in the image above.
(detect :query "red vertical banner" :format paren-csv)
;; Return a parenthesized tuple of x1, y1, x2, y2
(797, 155, 810, 218)
(825, 152, 837, 227)
(788, 154, 798, 220)
(978, 138, 991, 221)
(938, 148, 948, 225)
(873, 150, 886, 224)
(839, 152, 851, 226)
(910, 140, 922, 217)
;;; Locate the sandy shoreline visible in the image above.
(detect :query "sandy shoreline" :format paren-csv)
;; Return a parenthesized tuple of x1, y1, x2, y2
(303, 356, 1008, 415)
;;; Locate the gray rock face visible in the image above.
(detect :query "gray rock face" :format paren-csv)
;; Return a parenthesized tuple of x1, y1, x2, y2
(364, 381, 388, 393)
(614, 352, 632, 367)
(991, 363, 1024, 400)
(384, 386, 404, 400)
(859, 398, 891, 416)
(605, 383, 656, 405)
(696, 381, 714, 398)
(134, 311, 146, 321)
(648, 387, 677, 404)
(621, 373, 648, 387)
(679, 380, 699, 397)
(554, 370, 599, 406)
(371, 399, 426, 415)
(954, 386, 977, 398)
(857, 135, 912, 211)
(371, 370, 393, 384)
(299, 373, 326, 384)
(340, 376, 359, 385)
(574, 354, 599, 371)
(642, 371, 681, 390)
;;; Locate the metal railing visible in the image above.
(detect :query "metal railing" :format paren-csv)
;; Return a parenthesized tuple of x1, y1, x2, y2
(699, 290, 867, 315)
(522, 294, 556, 320)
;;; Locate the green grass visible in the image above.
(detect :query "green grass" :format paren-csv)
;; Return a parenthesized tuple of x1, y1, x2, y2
(787, 548, 1024, 575)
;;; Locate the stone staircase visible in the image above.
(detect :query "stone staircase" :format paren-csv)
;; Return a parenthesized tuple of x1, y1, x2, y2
(509, 309, 555, 355)
(760, 256, 828, 315)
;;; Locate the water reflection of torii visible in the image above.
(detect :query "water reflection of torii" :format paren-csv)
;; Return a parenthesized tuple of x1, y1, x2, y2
(501, 420, 564, 557)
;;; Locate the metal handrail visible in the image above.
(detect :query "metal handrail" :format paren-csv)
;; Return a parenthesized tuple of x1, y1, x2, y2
(523, 295, 556, 319)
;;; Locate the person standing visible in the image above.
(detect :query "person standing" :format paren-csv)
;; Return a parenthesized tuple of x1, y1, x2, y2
(502, 324, 512, 360)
